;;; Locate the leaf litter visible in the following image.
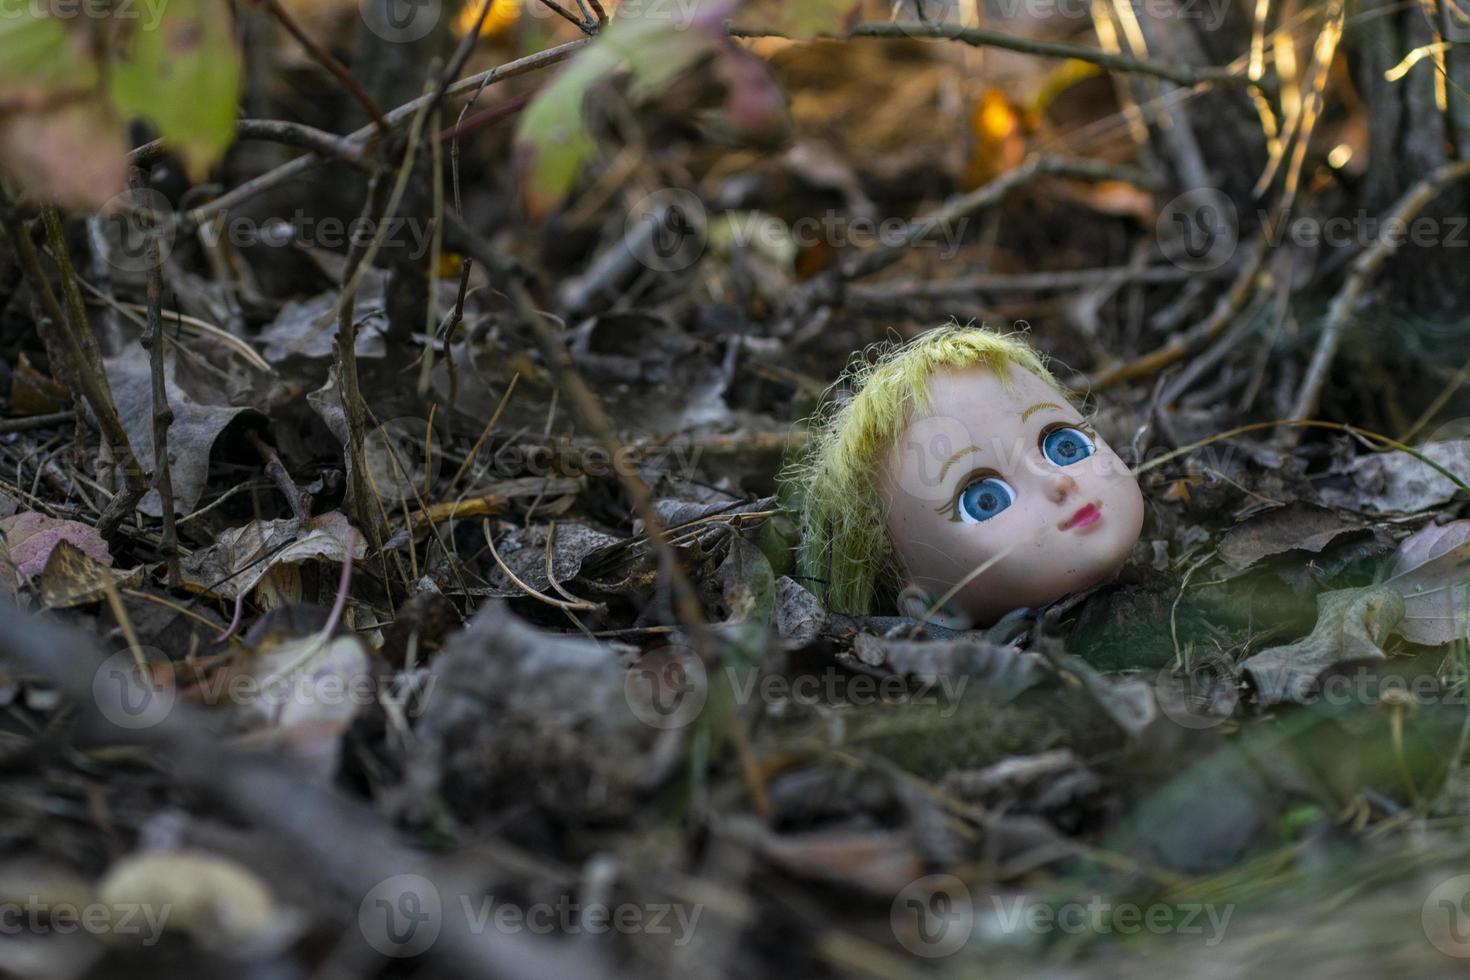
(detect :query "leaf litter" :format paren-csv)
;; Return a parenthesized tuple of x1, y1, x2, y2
(4, 6, 1470, 979)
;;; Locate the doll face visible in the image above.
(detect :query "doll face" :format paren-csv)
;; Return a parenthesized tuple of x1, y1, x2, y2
(880, 364, 1144, 627)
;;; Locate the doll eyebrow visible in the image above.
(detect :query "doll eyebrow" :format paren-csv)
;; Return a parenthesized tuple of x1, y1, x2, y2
(1021, 402, 1065, 422)
(937, 445, 984, 482)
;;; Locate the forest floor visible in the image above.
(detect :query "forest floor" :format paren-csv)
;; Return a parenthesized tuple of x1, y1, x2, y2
(4, 2, 1470, 978)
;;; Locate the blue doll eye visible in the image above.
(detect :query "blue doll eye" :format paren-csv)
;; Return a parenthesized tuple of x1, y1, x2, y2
(957, 477, 1015, 524)
(1041, 426, 1095, 467)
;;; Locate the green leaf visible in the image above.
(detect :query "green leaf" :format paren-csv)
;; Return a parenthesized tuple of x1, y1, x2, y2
(0, 14, 97, 93)
(514, 53, 607, 220)
(515, 0, 734, 216)
(109, 0, 241, 180)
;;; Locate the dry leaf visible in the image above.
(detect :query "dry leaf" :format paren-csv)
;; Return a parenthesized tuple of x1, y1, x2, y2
(0, 512, 111, 595)
(1386, 519, 1470, 646)
(1242, 586, 1405, 704)
(39, 539, 141, 609)
(1217, 503, 1362, 571)
(179, 511, 363, 600)
(103, 344, 262, 517)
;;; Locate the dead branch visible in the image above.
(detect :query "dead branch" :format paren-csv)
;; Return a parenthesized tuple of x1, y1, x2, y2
(254, 0, 388, 132)
(184, 39, 593, 228)
(787, 156, 1158, 317)
(0, 605, 613, 980)
(134, 170, 180, 587)
(2, 199, 149, 535)
(1290, 157, 1470, 425)
(730, 21, 1266, 92)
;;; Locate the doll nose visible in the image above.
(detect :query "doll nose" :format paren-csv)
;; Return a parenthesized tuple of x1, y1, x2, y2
(1045, 470, 1079, 502)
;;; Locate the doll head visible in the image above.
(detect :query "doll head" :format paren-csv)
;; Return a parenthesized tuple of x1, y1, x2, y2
(789, 325, 1144, 628)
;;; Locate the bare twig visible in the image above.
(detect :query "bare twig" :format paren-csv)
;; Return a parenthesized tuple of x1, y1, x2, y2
(337, 177, 386, 545)
(6, 203, 148, 534)
(432, 95, 530, 145)
(246, 429, 311, 520)
(1290, 157, 1470, 425)
(133, 171, 180, 587)
(730, 21, 1266, 92)
(1081, 240, 1266, 391)
(255, 0, 389, 132)
(847, 263, 1209, 300)
(537, 0, 596, 34)
(0, 607, 613, 980)
(129, 119, 367, 168)
(429, 0, 498, 117)
(335, 85, 436, 547)
(525, 313, 712, 648)
(184, 39, 592, 228)
(0, 410, 75, 435)
(418, 102, 447, 399)
(789, 156, 1157, 314)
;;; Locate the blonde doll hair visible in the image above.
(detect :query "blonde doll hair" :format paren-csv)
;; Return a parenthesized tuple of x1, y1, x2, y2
(785, 324, 1068, 615)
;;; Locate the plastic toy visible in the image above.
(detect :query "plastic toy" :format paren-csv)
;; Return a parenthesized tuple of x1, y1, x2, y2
(789, 325, 1145, 628)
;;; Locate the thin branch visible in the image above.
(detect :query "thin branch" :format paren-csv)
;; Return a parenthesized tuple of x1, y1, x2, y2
(256, 0, 389, 132)
(788, 155, 1157, 314)
(184, 39, 592, 227)
(525, 313, 713, 651)
(129, 119, 368, 168)
(847, 263, 1209, 301)
(8, 203, 149, 534)
(429, 0, 498, 118)
(536, 0, 595, 34)
(432, 95, 530, 145)
(246, 429, 311, 520)
(336, 85, 437, 545)
(0, 607, 613, 980)
(729, 21, 1267, 92)
(0, 410, 75, 435)
(1082, 241, 1265, 391)
(1290, 157, 1470, 425)
(133, 169, 180, 587)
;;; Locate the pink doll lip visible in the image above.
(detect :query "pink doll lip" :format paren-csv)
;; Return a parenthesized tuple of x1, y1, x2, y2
(1059, 502, 1102, 531)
